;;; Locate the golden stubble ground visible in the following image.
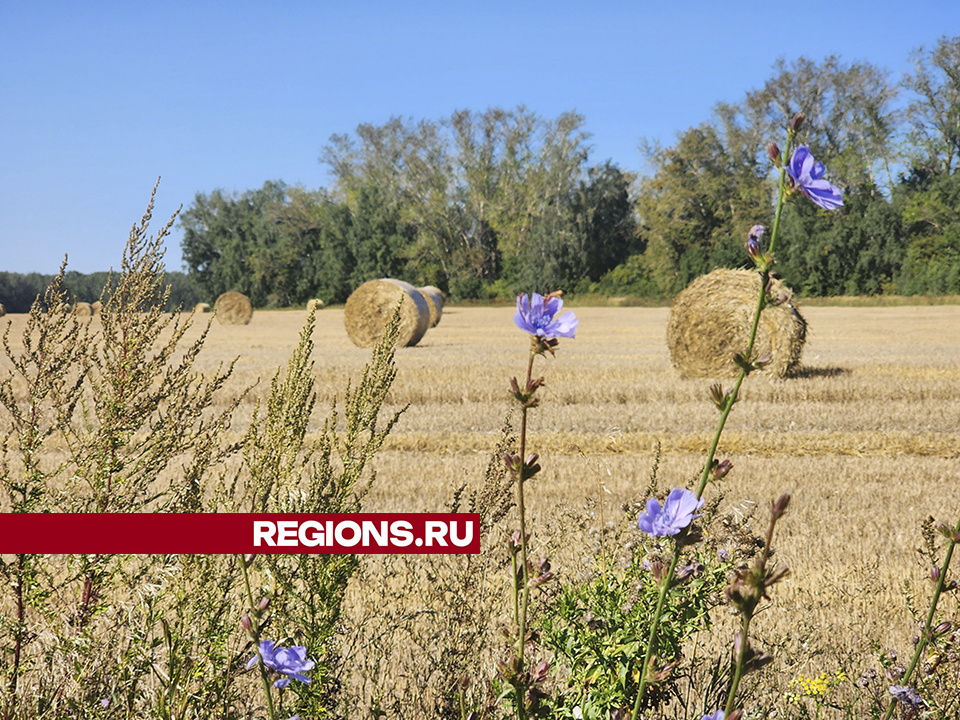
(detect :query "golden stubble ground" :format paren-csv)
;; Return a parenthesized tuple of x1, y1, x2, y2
(2, 303, 959, 673)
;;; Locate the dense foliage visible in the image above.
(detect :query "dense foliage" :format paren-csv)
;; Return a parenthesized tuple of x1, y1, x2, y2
(177, 108, 639, 305)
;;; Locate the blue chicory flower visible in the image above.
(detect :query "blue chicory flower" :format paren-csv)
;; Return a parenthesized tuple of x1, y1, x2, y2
(701, 711, 725, 720)
(246, 640, 315, 688)
(889, 685, 925, 709)
(638, 488, 704, 537)
(514, 293, 577, 339)
(786, 145, 843, 210)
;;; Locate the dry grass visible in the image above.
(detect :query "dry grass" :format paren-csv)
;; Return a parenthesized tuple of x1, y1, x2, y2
(2, 302, 959, 697)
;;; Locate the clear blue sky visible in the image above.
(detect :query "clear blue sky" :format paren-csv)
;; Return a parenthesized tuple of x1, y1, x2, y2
(2, 1, 958, 275)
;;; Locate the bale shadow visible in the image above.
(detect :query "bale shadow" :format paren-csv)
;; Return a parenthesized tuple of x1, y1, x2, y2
(787, 365, 850, 379)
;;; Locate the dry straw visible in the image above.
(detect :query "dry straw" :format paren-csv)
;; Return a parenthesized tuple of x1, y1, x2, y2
(215, 292, 253, 326)
(72, 301, 93, 317)
(418, 286, 445, 328)
(344, 278, 430, 347)
(667, 268, 806, 379)
(194, 302, 212, 314)
(306, 298, 324, 312)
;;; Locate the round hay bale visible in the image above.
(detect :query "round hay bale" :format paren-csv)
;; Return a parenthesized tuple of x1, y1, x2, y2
(667, 268, 806, 380)
(0, 303, 5, 318)
(215, 292, 253, 326)
(418, 286, 445, 328)
(72, 302, 93, 317)
(194, 302, 212, 314)
(91, 301, 103, 315)
(306, 298, 324, 312)
(344, 279, 430, 348)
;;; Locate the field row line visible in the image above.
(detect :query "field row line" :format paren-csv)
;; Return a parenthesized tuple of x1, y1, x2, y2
(377, 430, 960, 458)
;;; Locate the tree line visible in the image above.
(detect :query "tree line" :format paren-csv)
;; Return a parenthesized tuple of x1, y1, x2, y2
(0, 270, 199, 315)
(2, 36, 958, 313)
(178, 107, 640, 307)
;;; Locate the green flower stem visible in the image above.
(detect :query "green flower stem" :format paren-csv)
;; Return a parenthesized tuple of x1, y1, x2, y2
(767, 143, 792, 259)
(240, 556, 277, 720)
(510, 547, 521, 637)
(725, 615, 753, 718)
(632, 537, 685, 714)
(634, 135, 796, 717)
(882, 512, 960, 720)
(516, 347, 536, 638)
(511, 346, 537, 720)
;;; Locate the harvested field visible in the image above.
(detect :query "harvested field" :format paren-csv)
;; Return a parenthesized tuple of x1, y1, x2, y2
(284, 308, 950, 641)
(1, 303, 958, 713)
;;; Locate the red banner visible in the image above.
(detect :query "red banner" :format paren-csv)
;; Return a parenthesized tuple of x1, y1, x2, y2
(0, 513, 481, 554)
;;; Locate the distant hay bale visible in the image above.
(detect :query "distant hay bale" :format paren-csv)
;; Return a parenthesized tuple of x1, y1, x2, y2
(91, 301, 103, 315)
(72, 302, 93, 317)
(215, 292, 253, 326)
(418, 286, 445, 327)
(194, 302, 212, 314)
(0, 303, 5, 318)
(667, 268, 806, 379)
(306, 298, 324, 312)
(344, 279, 430, 347)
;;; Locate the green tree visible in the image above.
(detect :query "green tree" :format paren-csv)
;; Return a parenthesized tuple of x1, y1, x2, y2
(636, 124, 771, 296)
(894, 168, 960, 295)
(568, 161, 641, 284)
(778, 185, 905, 296)
(501, 109, 592, 294)
(896, 225, 960, 294)
(321, 106, 598, 298)
(323, 114, 474, 295)
(0, 272, 50, 313)
(163, 271, 202, 310)
(61, 271, 112, 304)
(902, 35, 960, 177)
(180, 181, 296, 306)
(281, 187, 356, 305)
(345, 182, 418, 287)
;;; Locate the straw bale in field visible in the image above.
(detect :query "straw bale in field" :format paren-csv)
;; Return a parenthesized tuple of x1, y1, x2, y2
(194, 302, 212, 314)
(306, 298, 324, 312)
(215, 292, 253, 326)
(667, 268, 806, 379)
(0, 303, 5, 317)
(418, 286, 445, 327)
(91, 301, 103, 315)
(72, 302, 93, 317)
(344, 279, 430, 347)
